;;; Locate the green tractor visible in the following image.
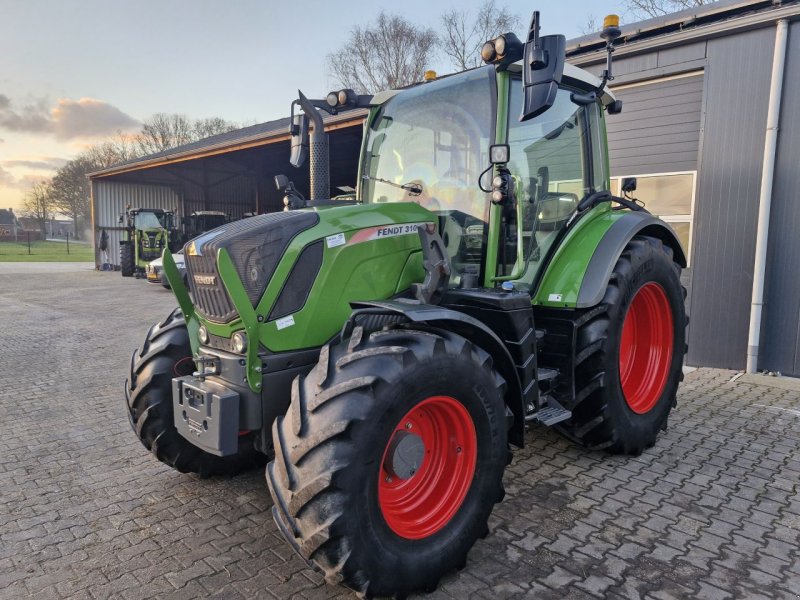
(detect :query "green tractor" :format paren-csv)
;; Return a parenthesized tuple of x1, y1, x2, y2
(119, 206, 174, 277)
(125, 12, 686, 597)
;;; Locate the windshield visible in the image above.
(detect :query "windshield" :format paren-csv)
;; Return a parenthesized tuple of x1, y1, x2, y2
(361, 67, 495, 286)
(135, 211, 165, 230)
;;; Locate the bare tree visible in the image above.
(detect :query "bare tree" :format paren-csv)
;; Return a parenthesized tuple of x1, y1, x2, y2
(136, 113, 195, 155)
(441, 1, 519, 71)
(580, 14, 600, 36)
(85, 132, 141, 169)
(50, 156, 96, 239)
(135, 113, 239, 155)
(328, 12, 438, 93)
(21, 181, 53, 237)
(625, 0, 715, 20)
(193, 117, 237, 140)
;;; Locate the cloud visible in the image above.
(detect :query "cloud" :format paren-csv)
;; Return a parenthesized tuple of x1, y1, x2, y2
(0, 94, 140, 140)
(0, 166, 49, 191)
(2, 157, 68, 170)
(0, 94, 52, 133)
(0, 165, 14, 187)
(51, 98, 140, 140)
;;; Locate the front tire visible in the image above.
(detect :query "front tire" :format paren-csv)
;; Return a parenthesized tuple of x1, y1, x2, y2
(125, 308, 264, 476)
(562, 235, 686, 455)
(120, 243, 134, 277)
(267, 327, 507, 598)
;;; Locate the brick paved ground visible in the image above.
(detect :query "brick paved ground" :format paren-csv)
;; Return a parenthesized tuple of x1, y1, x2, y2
(1, 267, 798, 599)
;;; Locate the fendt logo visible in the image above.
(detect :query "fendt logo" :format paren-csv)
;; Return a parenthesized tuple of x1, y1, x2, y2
(193, 274, 216, 286)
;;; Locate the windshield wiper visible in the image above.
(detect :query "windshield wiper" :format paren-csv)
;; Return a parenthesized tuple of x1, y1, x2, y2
(362, 174, 422, 196)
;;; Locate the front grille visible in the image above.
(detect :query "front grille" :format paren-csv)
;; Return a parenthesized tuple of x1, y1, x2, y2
(185, 253, 237, 322)
(185, 211, 320, 323)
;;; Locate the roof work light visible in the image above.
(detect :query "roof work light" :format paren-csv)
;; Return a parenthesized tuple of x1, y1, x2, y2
(480, 32, 524, 70)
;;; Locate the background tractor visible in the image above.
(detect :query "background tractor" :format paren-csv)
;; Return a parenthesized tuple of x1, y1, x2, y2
(118, 206, 174, 277)
(125, 12, 687, 598)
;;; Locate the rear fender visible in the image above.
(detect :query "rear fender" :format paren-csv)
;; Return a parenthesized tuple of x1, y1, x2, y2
(576, 213, 686, 308)
(534, 209, 686, 309)
(348, 300, 526, 447)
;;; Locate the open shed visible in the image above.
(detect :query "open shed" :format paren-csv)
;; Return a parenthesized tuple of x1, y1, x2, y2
(89, 109, 366, 270)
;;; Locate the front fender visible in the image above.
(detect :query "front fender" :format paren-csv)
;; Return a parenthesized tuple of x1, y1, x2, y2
(349, 300, 527, 448)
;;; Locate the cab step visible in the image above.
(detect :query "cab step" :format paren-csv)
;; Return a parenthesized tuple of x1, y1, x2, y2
(525, 395, 572, 426)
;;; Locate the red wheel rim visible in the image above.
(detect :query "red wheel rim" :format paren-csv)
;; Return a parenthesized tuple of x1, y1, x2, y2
(378, 396, 477, 540)
(619, 282, 674, 414)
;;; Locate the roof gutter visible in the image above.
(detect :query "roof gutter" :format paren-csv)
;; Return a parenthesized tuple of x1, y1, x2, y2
(747, 18, 789, 373)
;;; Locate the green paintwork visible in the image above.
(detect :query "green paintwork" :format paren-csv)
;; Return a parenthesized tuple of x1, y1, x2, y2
(162, 248, 200, 355)
(252, 202, 432, 352)
(527, 94, 618, 307)
(217, 248, 262, 391)
(483, 70, 509, 287)
(492, 174, 526, 283)
(178, 202, 434, 385)
(530, 204, 622, 307)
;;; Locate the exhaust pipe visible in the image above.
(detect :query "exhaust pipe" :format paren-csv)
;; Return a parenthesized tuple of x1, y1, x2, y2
(297, 91, 329, 200)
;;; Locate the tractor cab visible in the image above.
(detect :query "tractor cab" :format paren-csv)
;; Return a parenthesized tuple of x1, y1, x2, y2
(358, 62, 615, 291)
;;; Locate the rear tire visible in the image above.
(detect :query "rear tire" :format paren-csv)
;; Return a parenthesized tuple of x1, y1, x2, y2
(125, 308, 264, 476)
(120, 243, 134, 277)
(561, 235, 686, 455)
(267, 326, 507, 598)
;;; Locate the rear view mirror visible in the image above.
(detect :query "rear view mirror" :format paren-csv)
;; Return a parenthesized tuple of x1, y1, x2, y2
(521, 12, 566, 122)
(289, 112, 309, 168)
(621, 177, 637, 193)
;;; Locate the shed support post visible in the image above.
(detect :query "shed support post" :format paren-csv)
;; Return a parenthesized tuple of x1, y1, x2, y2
(746, 19, 789, 373)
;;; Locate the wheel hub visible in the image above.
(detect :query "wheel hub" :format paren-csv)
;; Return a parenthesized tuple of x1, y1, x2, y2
(378, 395, 477, 540)
(383, 430, 425, 481)
(619, 282, 674, 414)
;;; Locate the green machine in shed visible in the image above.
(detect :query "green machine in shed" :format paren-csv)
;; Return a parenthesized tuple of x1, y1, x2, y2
(124, 12, 686, 597)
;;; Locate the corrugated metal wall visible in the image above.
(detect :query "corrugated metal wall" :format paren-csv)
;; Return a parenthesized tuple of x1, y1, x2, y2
(762, 20, 800, 376)
(606, 74, 704, 175)
(688, 27, 776, 369)
(92, 181, 179, 268)
(181, 174, 256, 219)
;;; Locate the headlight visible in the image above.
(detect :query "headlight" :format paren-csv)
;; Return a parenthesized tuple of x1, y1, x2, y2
(142, 237, 149, 247)
(494, 35, 507, 56)
(232, 332, 247, 354)
(198, 325, 209, 344)
(480, 40, 496, 63)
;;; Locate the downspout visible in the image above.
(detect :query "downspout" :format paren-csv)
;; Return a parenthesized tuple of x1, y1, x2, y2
(746, 18, 789, 373)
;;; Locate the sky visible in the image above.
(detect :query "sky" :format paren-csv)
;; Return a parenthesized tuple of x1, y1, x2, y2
(0, 0, 624, 212)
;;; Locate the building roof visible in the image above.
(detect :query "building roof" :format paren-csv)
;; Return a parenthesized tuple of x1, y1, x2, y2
(568, 0, 800, 60)
(89, 107, 367, 180)
(0, 209, 20, 226)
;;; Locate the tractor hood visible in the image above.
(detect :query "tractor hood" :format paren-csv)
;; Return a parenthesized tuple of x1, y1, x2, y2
(185, 211, 319, 322)
(182, 203, 435, 328)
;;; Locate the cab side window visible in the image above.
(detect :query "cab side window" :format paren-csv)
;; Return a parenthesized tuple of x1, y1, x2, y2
(507, 82, 594, 280)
